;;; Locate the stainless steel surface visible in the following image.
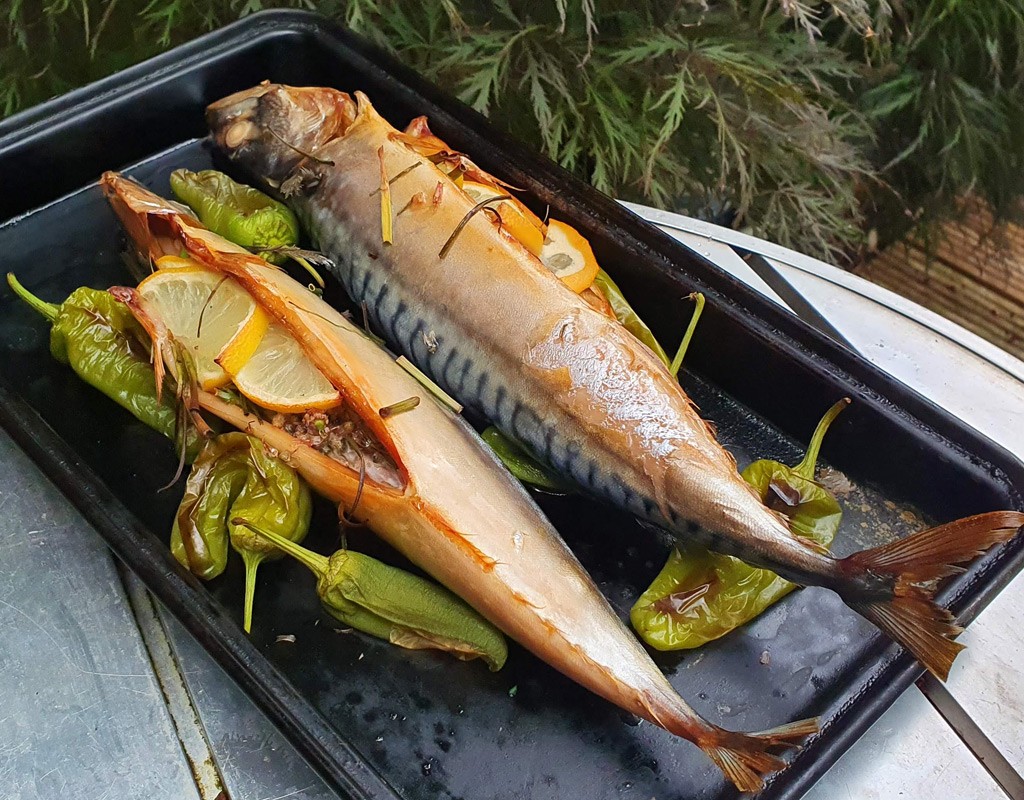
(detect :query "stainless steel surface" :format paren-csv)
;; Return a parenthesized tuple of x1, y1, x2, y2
(657, 221, 1024, 460)
(124, 572, 226, 799)
(156, 606, 334, 800)
(918, 673, 1024, 798)
(801, 686, 1005, 800)
(735, 249, 856, 348)
(0, 430, 201, 800)
(625, 200, 1024, 386)
(942, 571, 1024, 775)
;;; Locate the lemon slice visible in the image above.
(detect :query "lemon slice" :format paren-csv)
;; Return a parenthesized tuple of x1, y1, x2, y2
(461, 181, 545, 256)
(155, 254, 201, 270)
(227, 323, 341, 412)
(539, 219, 600, 293)
(137, 266, 269, 389)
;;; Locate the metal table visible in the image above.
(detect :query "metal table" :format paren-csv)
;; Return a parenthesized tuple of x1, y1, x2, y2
(2, 205, 1021, 800)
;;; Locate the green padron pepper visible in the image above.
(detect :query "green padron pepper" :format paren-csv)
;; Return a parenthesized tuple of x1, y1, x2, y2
(170, 434, 250, 580)
(171, 433, 312, 633)
(229, 436, 312, 633)
(234, 519, 508, 671)
(170, 169, 299, 263)
(7, 275, 199, 459)
(630, 398, 850, 650)
(481, 427, 572, 493)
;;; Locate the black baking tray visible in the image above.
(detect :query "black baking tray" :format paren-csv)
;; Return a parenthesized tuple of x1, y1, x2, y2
(1, 11, 1022, 800)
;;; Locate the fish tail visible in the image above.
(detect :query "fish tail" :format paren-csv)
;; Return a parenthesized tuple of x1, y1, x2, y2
(698, 717, 820, 793)
(840, 510, 1024, 680)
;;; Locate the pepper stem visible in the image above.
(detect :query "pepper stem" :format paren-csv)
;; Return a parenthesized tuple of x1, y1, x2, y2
(241, 549, 263, 635)
(793, 397, 851, 480)
(669, 293, 706, 378)
(290, 255, 326, 289)
(7, 273, 59, 322)
(232, 518, 329, 576)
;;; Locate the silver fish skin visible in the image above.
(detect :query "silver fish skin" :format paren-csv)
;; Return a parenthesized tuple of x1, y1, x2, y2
(207, 84, 1024, 688)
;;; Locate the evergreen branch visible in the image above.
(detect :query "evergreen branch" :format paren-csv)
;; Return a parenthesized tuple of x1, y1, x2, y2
(2, 0, 1021, 262)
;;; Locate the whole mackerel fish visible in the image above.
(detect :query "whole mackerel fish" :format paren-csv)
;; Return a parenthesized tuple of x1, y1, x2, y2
(207, 83, 1023, 694)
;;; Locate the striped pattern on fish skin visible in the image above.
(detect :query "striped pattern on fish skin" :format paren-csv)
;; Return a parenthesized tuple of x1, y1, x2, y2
(308, 192, 793, 567)
(207, 83, 1024, 689)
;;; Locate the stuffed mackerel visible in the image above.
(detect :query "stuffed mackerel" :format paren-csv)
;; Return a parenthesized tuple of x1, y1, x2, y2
(206, 83, 1023, 788)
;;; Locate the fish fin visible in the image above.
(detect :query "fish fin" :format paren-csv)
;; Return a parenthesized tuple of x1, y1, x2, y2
(850, 584, 964, 681)
(842, 511, 1024, 680)
(701, 717, 819, 793)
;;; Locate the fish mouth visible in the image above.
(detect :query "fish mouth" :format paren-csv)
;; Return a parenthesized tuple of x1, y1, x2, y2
(206, 84, 267, 153)
(206, 82, 357, 186)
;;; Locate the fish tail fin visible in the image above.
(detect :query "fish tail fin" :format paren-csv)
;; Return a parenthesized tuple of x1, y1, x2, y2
(841, 510, 1024, 680)
(699, 718, 820, 793)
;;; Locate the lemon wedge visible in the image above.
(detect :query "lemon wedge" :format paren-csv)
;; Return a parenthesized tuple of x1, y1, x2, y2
(137, 266, 269, 389)
(461, 181, 545, 256)
(539, 219, 600, 293)
(226, 323, 341, 413)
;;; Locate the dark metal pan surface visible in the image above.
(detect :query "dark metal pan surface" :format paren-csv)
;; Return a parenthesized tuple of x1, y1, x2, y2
(1, 12, 1021, 800)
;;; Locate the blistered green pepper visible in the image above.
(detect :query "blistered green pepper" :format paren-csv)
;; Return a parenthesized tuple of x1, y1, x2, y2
(742, 398, 850, 544)
(235, 519, 508, 670)
(170, 169, 299, 263)
(481, 427, 572, 492)
(631, 398, 849, 650)
(230, 436, 312, 633)
(170, 433, 311, 632)
(7, 275, 200, 459)
(170, 434, 250, 580)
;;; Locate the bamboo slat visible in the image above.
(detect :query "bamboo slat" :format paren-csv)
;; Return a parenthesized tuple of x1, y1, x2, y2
(864, 255, 1024, 354)
(864, 264, 1024, 356)
(858, 196, 1024, 363)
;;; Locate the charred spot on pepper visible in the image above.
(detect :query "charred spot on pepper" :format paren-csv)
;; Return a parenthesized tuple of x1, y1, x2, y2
(651, 576, 717, 619)
(766, 479, 803, 513)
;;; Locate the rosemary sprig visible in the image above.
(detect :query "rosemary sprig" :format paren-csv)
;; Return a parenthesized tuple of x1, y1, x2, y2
(439, 194, 511, 259)
(378, 145, 394, 246)
(396, 356, 462, 414)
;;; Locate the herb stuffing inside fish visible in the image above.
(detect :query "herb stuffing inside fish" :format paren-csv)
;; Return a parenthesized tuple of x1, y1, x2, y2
(207, 83, 1024, 784)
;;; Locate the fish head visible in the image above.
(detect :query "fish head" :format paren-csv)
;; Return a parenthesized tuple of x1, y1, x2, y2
(206, 82, 357, 187)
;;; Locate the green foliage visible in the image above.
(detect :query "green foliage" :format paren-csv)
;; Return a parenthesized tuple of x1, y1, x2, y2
(2, 2, 1022, 260)
(338, 1, 873, 259)
(851, 1, 1024, 241)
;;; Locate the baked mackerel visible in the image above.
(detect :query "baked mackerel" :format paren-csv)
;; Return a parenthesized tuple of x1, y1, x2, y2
(207, 81, 1023, 712)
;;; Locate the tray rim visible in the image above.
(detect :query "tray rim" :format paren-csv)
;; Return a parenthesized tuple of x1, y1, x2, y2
(2, 10, 1023, 800)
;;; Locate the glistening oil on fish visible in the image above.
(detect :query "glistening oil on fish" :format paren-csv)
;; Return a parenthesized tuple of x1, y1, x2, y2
(206, 83, 1023, 698)
(99, 173, 818, 793)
